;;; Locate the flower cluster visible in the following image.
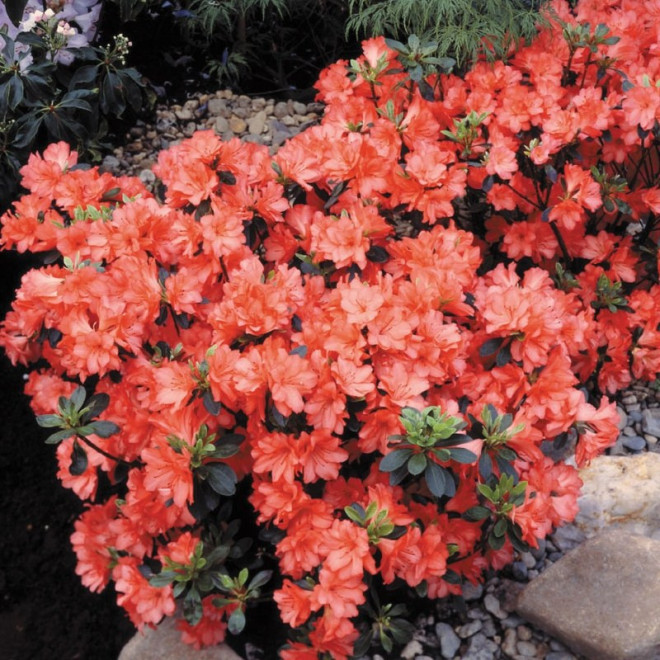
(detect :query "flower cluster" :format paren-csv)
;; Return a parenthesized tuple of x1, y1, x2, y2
(2, 0, 660, 655)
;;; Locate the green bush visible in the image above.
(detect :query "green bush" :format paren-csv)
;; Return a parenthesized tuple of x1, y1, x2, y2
(346, 0, 550, 69)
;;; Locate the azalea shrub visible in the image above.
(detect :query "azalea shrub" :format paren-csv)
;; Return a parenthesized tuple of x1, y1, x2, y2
(2, 0, 660, 656)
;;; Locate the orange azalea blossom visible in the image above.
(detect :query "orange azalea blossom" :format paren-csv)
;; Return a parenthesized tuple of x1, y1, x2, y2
(113, 556, 176, 629)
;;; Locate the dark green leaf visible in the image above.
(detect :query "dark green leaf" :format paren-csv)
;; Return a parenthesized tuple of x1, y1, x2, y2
(202, 390, 222, 416)
(70, 386, 87, 411)
(203, 463, 237, 496)
(45, 429, 76, 444)
(69, 441, 88, 476)
(149, 572, 176, 588)
(442, 569, 462, 585)
(5, 0, 29, 26)
(380, 448, 413, 472)
(496, 342, 512, 367)
(488, 530, 506, 550)
(228, 607, 246, 635)
(88, 420, 120, 438)
(479, 337, 504, 357)
(448, 447, 477, 464)
(425, 460, 448, 498)
(493, 517, 507, 537)
(248, 570, 272, 591)
(478, 452, 493, 480)
(36, 414, 64, 428)
(353, 630, 374, 657)
(82, 393, 110, 421)
(407, 452, 427, 475)
(464, 506, 491, 521)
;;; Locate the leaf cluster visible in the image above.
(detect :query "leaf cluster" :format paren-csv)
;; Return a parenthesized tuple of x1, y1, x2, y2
(346, 0, 551, 69)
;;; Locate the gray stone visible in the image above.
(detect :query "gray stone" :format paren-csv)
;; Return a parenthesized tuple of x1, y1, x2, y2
(247, 111, 267, 135)
(273, 101, 289, 118)
(119, 617, 242, 660)
(207, 98, 227, 116)
(463, 632, 499, 659)
(400, 639, 423, 659)
(101, 155, 121, 172)
(616, 406, 628, 429)
(458, 619, 482, 638)
(642, 408, 660, 437)
(622, 435, 646, 452)
(545, 653, 576, 660)
(628, 410, 643, 423)
(174, 108, 193, 121)
(461, 581, 484, 601)
(622, 425, 636, 436)
(435, 622, 461, 659)
(483, 593, 506, 619)
(511, 561, 528, 581)
(516, 530, 660, 660)
(575, 453, 660, 539)
(517, 640, 540, 656)
(213, 116, 229, 133)
(502, 628, 518, 657)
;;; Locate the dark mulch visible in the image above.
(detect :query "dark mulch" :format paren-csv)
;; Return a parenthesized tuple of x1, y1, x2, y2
(0, 252, 135, 660)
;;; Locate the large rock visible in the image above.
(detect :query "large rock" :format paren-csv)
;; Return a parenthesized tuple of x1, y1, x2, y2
(119, 617, 243, 660)
(574, 453, 660, 540)
(517, 530, 660, 659)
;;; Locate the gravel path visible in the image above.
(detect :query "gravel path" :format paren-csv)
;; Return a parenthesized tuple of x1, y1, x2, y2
(103, 90, 660, 660)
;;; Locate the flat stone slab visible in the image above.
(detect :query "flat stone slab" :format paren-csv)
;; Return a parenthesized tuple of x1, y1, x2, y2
(517, 530, 660, 659)
(575, 453, 660, 540)
(119, 616, 243, 660)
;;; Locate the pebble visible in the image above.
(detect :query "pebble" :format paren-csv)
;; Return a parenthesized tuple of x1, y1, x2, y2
(517, 625, 532, 641)
(622, 435, 646, 452)
(464, 633, 499, 659)
(483, 593, 507, 619)
(642, 408, 660, 436)
(458, 619, 483, 638)
(435, 622, 461, 659)
(517, 639, 540, 656)
(511, 561, 528, 581)
(462, 582, 484, 601)
(616, 406, 628, 429)
(400, 639, 423, 659)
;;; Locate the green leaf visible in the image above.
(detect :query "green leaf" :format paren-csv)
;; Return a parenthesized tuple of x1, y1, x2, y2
(464, 506, 491, 521)
(448, 447, 477, 464)
(70, 386, 87, 411)
(227, 607, 246, 635)
(488, 531, 506, 550)
(248, 570, 272, 592)
(69, 441, 88, 476)
(45, 429, 76, 445)
(36, 414, 64, 428)
(380, 448, 413, 472)
(5, 0, 29, 26)
(493, 517, 507, 538)
(89, 420, 120, 438)
(425, 461, 448, 498)
(81, 393, 110, 421)
(203, 463, 237, 496)
(407, 452, 427, 475)
(149, 572, 176, 588)
(479, 337, 504, 357)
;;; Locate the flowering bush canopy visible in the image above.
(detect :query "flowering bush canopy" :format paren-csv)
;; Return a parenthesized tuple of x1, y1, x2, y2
(2, 0, 660, 656)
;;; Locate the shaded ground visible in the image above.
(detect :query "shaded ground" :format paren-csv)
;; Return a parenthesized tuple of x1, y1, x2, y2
(0, 252, 135, 660)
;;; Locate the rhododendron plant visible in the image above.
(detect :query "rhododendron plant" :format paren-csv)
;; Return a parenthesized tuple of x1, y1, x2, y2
(2, 0, 660, 656)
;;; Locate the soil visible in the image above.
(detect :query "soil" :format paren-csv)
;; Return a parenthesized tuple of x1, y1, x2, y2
(0, 251, 135, 660)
